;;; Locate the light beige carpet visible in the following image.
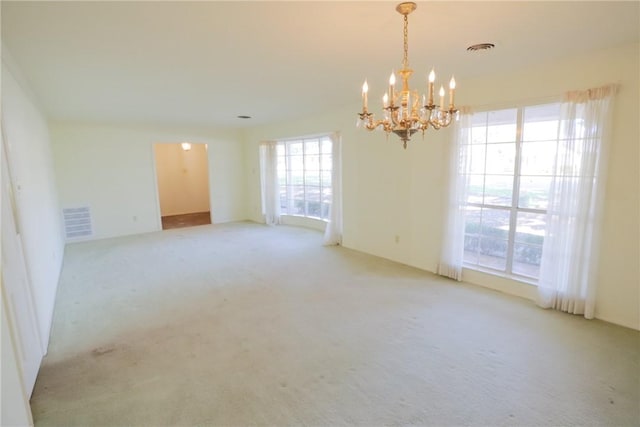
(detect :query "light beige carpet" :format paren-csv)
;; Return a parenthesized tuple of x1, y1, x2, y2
(31, 222, 639, 426)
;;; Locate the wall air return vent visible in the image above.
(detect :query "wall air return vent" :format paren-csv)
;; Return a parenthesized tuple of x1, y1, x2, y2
(62, 206, 93, 240)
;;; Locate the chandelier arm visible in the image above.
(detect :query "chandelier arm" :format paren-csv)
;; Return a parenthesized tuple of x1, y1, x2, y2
(363, 118, 389, 132)
(388, 107, 401, 128)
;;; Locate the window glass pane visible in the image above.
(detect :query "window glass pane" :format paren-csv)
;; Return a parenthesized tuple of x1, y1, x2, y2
(464, 206, 482, 235)
(486, 108, 517, 143)
(321, 172, 332, 187)
(308, 170, 321, 185)
(480, 208, 510, 240)
(515, 212, 546, 246)
(291, 199, 305, 215)
(485, 143, 515, 174)
(321, 138, 332, 154)
(523, 103, 561, 142)
(471, 111, 488, 126)
(305, 139, 320, 155)
(519, 176, 551, 210)
(466, 175, 485, 205)
(288, 155, 303, 171)
(305, 185, 321, 217)
(467, 145, 486, 174)
(291, 173, 304, 186)
(478, 238, 507, 270)
(288, 141, 303, 155)
(321, 202, 331, 220)
(471, 125, 487, 145)
(520, 141, 557, 175)
(512, 243, 542, 278)
(464, 235, 480, 264)
(306, 154, 320, 171)
(307, 201, 322, 218)
(320, 154, 332, 171)
(483, 175, 513, 207)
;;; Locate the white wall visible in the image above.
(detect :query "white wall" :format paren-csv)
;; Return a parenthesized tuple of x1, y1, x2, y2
(155, 143, 210, 217)
(2, 49, 66, 425)
(1, 288, 34, 427)
(244, 42, 640, 330)
(51, 123, 246, 240)
(1, 57, 66, 347)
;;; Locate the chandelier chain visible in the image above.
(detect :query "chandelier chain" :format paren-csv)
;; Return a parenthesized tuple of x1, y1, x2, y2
(403, 14, 409, 69)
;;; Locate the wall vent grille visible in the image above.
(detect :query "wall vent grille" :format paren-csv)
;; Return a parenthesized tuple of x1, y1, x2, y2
(62, 206, 93, 240)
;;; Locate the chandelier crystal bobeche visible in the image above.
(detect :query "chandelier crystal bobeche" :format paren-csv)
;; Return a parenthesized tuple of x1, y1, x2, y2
(357, 2, 458, 149)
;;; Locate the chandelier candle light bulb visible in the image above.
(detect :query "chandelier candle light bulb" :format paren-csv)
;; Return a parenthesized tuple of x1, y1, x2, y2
(449, 76, 456, 109)
(362, 80, 369, 111)
(389, 72, 396, 106)
(428, 69, 435, 105)
(357, 2, 459, 148)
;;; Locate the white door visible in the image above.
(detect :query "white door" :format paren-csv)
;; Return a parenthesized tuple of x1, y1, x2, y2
(1, 129, 44, 396)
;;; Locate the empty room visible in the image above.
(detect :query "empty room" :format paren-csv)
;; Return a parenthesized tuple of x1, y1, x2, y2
(1, 2, 638, 426)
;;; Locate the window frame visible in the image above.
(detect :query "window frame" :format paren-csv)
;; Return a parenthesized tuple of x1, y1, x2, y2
(276, 134, 333, 222)
(462, 100, 561, 284)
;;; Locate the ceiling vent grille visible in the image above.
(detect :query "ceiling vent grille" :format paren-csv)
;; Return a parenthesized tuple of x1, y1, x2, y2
(62, 206, 93, 240)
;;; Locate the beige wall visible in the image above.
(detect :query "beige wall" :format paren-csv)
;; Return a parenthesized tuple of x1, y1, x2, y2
(51, 123, 246, 240)
(244, 42, 640, 330)
(155, 143, 210, 217)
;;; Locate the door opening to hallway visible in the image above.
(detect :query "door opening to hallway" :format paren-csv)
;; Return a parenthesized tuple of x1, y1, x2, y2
(154, 142, 211, 230)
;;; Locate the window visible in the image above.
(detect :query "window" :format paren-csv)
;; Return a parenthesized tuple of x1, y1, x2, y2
(462, 103, 561, 281)
(276, 135, 333, 221)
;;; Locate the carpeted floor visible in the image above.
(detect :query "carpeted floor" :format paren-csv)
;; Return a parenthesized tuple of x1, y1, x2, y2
(31, 222, 639, 426)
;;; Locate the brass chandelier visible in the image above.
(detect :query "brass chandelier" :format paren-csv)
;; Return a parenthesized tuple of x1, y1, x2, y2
(357, 2, 458, 149)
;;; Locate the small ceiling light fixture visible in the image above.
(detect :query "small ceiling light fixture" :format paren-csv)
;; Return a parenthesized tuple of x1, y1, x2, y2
(237, 115, 252, 119)
(467, 43, 495, 52)
(181, 142, 192, 151)
(357, 2, 458, 149)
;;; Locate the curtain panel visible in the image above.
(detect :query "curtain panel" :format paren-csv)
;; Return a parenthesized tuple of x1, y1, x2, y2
(259, 141, 280, 226)
(537, 84, 617, 318)
(437, 108, 473, 281)
(323, 132, 343, 246)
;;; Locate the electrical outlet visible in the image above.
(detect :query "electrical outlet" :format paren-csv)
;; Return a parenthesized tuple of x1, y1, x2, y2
(394, 235, 400, 244)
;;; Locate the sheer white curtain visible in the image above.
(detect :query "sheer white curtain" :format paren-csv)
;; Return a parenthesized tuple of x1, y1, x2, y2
(537, 84, 617, 318)
(437, 108, 473, 280)
(323, 132, 342, 245)
(259, 141, 280, 226)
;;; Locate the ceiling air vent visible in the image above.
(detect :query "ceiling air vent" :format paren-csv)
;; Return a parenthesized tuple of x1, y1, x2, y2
(467, 43, 495, 52)
(62, 206, 93, 240)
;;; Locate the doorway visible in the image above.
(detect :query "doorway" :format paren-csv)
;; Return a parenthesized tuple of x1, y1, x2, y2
(154, 142, 211, 230)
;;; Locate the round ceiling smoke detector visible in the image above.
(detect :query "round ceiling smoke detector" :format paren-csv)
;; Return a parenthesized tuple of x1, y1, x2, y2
(467, 43, 495, 52)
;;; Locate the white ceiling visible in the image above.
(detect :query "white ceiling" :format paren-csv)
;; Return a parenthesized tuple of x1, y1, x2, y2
(2, 1, 639, 128)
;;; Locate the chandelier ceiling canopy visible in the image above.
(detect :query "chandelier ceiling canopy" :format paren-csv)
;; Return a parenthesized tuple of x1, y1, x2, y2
(357, 2, 458, 149)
